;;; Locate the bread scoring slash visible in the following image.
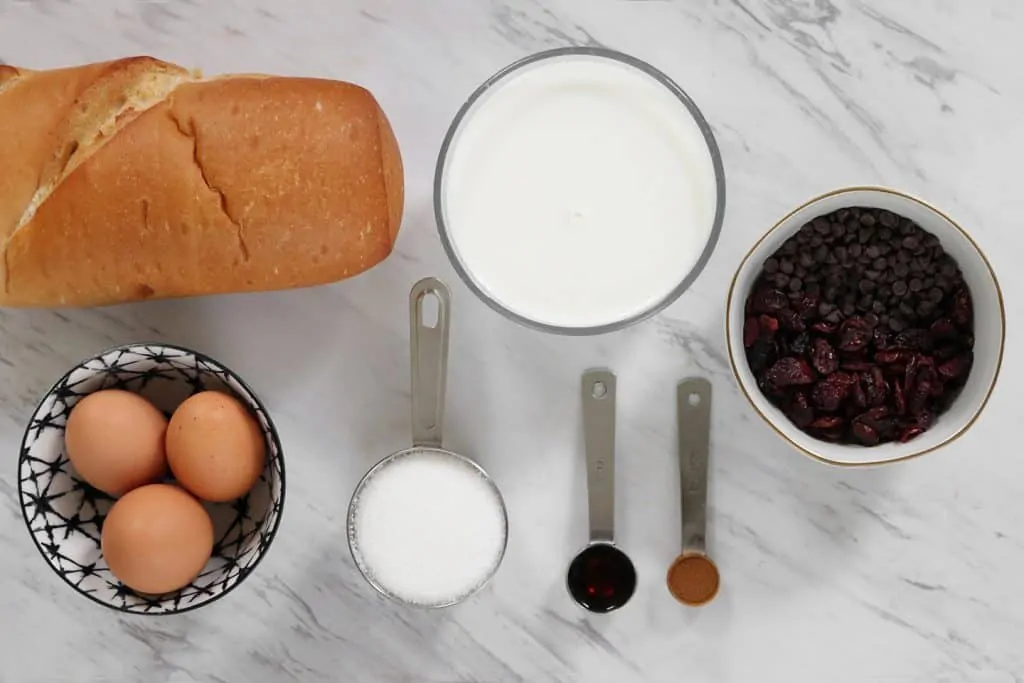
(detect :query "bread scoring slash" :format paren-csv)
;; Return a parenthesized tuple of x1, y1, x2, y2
(0, 56, 404, 307)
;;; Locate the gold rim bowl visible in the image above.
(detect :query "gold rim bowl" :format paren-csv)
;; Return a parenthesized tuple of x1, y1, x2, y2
(725, 186, 1005, 467)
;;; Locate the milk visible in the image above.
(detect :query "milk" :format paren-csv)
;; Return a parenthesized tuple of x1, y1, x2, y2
(349, 450, 506, 606)
(440, 53, 720, 329)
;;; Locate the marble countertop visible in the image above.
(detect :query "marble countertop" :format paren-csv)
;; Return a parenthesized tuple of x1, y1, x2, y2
(1, 1, 1022, 681)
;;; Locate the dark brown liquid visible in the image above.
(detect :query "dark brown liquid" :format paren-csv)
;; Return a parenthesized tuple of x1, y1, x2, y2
(567, 543, 636, 613)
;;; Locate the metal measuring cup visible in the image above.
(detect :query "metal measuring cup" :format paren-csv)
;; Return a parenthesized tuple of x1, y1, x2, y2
(347, 277, 509, 608)
(566, 369, 637, 613)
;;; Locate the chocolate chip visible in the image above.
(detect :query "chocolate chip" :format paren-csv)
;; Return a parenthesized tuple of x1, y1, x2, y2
(909, 278, 923, 293)
(764, 258, 780, 274)
(781, 260, 794, 275)
(893, 281, 908, 296)
(928, 287, 944, 303)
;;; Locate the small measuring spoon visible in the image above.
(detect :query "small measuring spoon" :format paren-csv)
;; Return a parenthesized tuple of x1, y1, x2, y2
(666, 377, 720, 606)
(567, 369, 637, 613)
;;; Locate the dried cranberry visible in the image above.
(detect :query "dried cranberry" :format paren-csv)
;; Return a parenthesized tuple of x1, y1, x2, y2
(747, 337, 777, 373)
(908, 367, 936, 416)
(873, 328, 893, 350)
(934, 345, 958, 361)
(752, 288, 788, 314)
(875, 417, 900, 441)
(938, 351, 973, 380)
(894, 328, 934, 352)
(899, 424, 926, 443)
(951, 288, 972, 326)
(893, 380, 907, 415)
(743, 317, 759, 348)
(851, 377, 868, 408)
(811, 321, 838, 335)
(787, 391, 814, 428)
(862, 367, 888, 407)
(790, 332, 811, 356)
(766, 357, 815, 387)
(811, 338, 839, 375)
(757, 371, 784, 402)
(838, 317, 871, 352)
(930, 317, 956, 338)
(852, 420, 880, 446)
(778, 307, 805, 332)
(795, 294, 820, 319)
(812, 381, 843, 412)
(809, 416, 844, 431)
(841, 361, 873, 372)
(811, 372, 856, 411)
(876, 348, 914, 364)
(758, 315, 780, 339)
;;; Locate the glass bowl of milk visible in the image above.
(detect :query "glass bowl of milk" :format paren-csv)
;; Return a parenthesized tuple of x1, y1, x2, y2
(435, 47, 726, 335)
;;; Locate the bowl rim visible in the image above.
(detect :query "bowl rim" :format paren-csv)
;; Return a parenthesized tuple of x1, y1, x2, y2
(725, 185, 1006, 467)
(433, 45, 727, 336)
(18, 341, 287, 615)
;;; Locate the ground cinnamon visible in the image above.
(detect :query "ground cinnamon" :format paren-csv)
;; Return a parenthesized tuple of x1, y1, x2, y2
(666, 553, 720, 606)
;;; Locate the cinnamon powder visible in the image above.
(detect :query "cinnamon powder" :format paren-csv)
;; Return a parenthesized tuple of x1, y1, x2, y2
(667, 554, 719, 606)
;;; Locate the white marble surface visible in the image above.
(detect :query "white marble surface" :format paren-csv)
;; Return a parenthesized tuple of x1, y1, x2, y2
(1, 1, 1022, 681)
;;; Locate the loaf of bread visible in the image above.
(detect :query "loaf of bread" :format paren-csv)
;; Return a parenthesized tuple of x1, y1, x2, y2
(0, 56, 403, 307)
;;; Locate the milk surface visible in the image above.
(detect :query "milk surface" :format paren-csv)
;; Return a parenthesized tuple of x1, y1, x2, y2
(441, 54, 719, 328)
(350, 450, 506, 606)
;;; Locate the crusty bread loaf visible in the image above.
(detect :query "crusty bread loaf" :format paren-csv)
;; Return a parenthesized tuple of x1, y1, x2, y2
(0, 56, 404, 307)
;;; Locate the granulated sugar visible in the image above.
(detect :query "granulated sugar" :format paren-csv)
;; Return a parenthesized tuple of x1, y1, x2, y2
(349, 449, 507, 606)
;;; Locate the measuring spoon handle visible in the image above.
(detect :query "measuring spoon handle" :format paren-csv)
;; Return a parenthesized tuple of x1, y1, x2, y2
(677, 377, 712, 554)
(582, 369, 616, 544)
(410, 278, 451, 449)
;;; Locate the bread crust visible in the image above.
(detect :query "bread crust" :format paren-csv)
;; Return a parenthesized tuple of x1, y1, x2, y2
(0, 57, 404, 307)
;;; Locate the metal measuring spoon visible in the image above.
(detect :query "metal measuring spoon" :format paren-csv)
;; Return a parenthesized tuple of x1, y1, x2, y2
(566, 369, 637, 613)
(666, 377, 720, 606)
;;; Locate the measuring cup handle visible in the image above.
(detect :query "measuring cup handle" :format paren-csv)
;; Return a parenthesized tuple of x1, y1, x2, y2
(678, 377, 712, 554)
(582, 368, 616, 544)
(410, 278, 451, 449)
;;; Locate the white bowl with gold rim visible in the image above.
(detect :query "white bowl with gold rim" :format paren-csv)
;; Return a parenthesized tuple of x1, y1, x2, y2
(726, 187, 1005, 467)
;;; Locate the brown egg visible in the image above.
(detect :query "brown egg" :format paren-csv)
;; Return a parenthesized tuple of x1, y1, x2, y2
(166, 390, 266, 502)
(64, 389, 168, 496)
(101, 483, 214, 594)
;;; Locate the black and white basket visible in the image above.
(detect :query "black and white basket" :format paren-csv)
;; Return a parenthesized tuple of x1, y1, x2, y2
(18, 343, 285, 614)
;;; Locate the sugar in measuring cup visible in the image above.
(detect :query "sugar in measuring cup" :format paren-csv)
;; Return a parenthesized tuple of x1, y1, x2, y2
(347, 278, 509, 608)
